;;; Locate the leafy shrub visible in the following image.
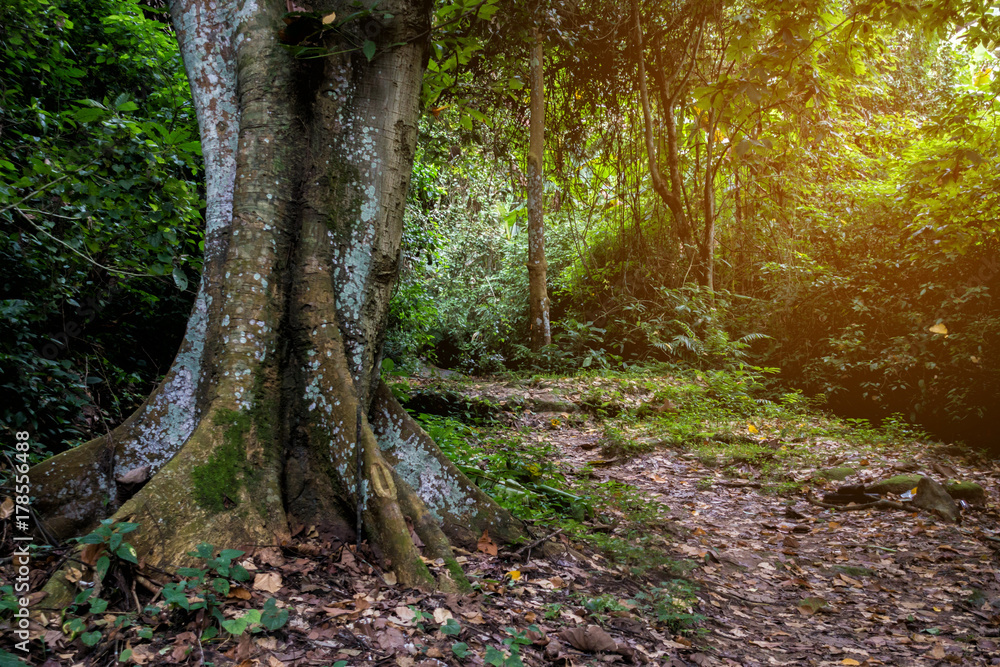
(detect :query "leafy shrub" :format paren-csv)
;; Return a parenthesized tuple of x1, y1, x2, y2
(0, 0, 203, 456)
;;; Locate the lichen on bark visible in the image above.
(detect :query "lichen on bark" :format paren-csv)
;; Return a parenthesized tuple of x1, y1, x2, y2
(29, 0, 531, 602)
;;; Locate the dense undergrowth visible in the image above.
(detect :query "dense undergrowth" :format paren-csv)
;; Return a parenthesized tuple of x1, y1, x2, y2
(382, 20, 999, 451)
(0, 0, 201, 462)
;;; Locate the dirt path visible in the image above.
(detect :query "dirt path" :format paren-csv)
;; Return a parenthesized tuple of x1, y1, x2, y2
(595, 445, 1000, 665)
(447, 377, 1000, 666)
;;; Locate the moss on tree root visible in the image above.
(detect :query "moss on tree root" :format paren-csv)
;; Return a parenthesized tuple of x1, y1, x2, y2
(32, 0, 525, 600)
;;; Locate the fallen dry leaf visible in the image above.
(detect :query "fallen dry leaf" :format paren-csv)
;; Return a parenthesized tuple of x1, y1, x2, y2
(228, 586, 252, 600)
(557, 625, 619, 653)
(115, 465, 150, 485)
(253, 572, 282, 594)
(477, 529, 498, 556)
(797, 597, 828, 616)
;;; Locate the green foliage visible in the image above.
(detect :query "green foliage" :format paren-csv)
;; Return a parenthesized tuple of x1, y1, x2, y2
(440, 617, 462, 636)
(414, 402, 700, 575)
(155, 544, 285, 639)
(633, 580, 705, 633)
(746, 31, 1000, 442)
(385, 0, 999, 451)
(417, 412, 588, 521)
(56, 528, 286, 652)
(0, 0, 203, 457)
(76, 519, 140, 569)
(483, 626, 535, 667)
(575, 592, 628, 617)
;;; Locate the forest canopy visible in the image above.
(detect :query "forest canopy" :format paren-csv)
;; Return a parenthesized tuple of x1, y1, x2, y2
(1, 0, 998, 459)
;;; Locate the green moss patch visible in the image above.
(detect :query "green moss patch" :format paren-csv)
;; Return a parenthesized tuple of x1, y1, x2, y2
(946, 481, 985, 504)
(866, 474, 923, 495)
(815, 467, 856, 481)
(192, 409, 251, 512)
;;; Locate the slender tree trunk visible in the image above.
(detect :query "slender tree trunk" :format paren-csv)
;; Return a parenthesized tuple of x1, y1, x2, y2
(631, 0, 703, 280)
(702, 111, 717, 291)
(651, 49, 701, 270)
(527, 26, 551, 350)
(29, 0, 530, 607)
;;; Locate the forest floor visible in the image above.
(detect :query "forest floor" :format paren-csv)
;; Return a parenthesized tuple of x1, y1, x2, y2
(4, 372, 1000, 667)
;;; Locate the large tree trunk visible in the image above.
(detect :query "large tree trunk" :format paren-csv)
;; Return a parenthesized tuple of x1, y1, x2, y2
(29, 0, 529, 605)
(526, 26, 551, 350)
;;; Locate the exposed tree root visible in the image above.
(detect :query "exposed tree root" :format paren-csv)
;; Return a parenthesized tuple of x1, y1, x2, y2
(371, 382, 531, 548)
(804, 491, 909, 512)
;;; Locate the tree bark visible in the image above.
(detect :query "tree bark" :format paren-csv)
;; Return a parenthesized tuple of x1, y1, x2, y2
(701, 109, 717, 291)
(29, 0, 529, 606)
(526, 26, 551, 350)
(631, 0, 693, 268)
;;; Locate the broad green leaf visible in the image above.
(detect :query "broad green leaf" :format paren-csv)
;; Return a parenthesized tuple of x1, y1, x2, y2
(212, 578, 230, 596)
(0, 649, 30, 667)
(484, 646, 506, 666)
(440, 617, 461, 636)
(172, 267, 188, 292)
(73, 108, 105, 123)
(363, 40, 377, 61)
(115, 543, 138, 564)
(221, 617, 249, 636)
(261, 598, 289, 631)
(95, 555, 111, 581)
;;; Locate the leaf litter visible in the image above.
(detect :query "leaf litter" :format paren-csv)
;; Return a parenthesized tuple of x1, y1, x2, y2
(3, 374, 1000, 666)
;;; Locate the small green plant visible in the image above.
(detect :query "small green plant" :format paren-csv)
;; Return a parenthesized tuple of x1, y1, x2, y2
(53, 521, 146, 647)
(153, 543, 288, 641)
(440, 617, 462, 636)
(484, 626, 537, 667)
(408, 605, 432, 632)
(578, 592, 627, 614)
(61, 520, 141, 626)
(633, 580, 705, 633)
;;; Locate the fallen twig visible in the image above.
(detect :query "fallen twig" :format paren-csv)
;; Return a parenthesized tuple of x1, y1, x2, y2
(804, 491, 908, 512)
(515, 527, 566, 558)
(717, 481, 762, 489)
(710, 588, 775, 606)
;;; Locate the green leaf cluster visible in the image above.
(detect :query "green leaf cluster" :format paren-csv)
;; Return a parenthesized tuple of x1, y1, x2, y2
(0, 0, 204, 459)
